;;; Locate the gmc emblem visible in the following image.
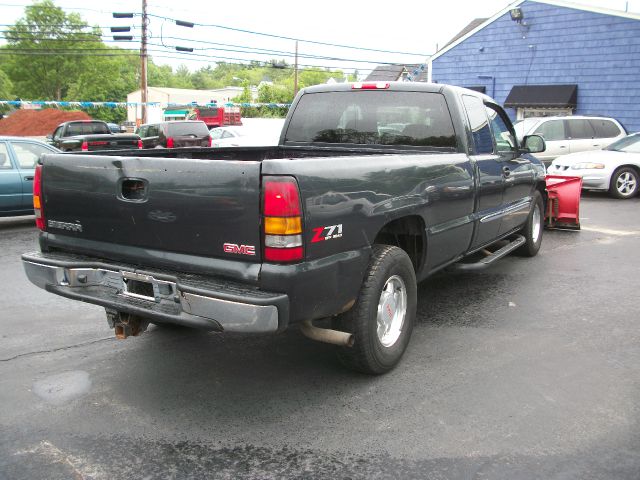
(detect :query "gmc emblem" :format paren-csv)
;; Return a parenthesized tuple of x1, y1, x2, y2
(223, 243, 256, 256)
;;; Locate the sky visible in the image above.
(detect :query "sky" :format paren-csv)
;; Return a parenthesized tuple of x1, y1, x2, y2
(1, 0, 639, 76)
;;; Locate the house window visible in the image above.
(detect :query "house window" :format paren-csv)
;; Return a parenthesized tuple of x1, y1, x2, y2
(516, 107, 572, 120)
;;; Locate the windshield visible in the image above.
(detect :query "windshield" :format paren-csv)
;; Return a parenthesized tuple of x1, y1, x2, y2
(605, 134, 640, 153)
(284, 91, 457, 150)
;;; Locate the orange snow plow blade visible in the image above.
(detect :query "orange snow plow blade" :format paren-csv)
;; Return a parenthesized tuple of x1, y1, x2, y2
(545, 175, 582, 230)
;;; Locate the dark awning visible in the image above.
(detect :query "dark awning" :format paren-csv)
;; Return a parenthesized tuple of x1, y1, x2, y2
(465, 85, 486, 93)
(504, 84, 578, 108)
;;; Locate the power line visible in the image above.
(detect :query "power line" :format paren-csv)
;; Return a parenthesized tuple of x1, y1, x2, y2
(146, 13, 432, 57)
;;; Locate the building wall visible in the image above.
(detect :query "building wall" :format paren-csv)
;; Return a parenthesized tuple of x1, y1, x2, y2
(431, 1, 640, 131)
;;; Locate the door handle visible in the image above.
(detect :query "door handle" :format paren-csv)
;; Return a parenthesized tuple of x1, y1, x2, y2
(24, 176, 34, 181)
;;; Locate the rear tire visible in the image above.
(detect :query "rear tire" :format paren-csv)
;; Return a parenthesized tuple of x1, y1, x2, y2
(333, 245, 416, 375)
(516, 190, 544, 257)
(609, 167, 639, 199)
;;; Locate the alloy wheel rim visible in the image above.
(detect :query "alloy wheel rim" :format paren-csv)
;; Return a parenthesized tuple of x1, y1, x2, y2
(376, 275, 407, 347)
(617, 172, 637, 196)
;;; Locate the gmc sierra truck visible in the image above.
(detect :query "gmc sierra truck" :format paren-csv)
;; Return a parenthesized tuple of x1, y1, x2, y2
(47, 120, 142, 152)
(23, 82, 547, 374)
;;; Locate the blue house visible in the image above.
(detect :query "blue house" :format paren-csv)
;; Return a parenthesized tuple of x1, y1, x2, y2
(428, 0, 640, 132)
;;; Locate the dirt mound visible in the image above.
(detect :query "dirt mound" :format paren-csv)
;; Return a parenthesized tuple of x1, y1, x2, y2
(0, 109, 92, 136)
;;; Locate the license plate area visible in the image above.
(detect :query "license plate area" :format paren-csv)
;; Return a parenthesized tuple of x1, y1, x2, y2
(120, 271, 175, 302)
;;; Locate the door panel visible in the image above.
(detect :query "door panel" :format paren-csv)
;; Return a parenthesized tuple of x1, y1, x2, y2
(0, 142, 23, 213)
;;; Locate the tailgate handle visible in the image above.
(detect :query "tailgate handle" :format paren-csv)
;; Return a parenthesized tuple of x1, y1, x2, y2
(119, 178, 148, 202)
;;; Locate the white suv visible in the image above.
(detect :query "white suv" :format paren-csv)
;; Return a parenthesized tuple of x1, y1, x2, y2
(514, 116, 626, 165)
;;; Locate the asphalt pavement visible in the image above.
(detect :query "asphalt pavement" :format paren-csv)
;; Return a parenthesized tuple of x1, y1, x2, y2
(1, 192, 639, 479)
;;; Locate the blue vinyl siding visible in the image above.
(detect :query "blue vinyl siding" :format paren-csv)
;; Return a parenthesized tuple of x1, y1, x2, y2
(432, 1, 640, 132)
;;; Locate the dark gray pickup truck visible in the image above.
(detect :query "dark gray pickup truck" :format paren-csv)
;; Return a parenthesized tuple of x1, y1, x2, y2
(23, 82, 546, 374)
(48, 120, 141, 152)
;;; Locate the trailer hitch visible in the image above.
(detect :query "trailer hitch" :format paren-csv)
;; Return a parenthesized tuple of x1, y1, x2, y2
(106, 309, 150, 339)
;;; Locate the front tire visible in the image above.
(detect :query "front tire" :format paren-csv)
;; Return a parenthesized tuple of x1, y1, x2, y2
(609, 167, 639, 199)
(334, 245, 417, 375)
(516, 190, 544, 257)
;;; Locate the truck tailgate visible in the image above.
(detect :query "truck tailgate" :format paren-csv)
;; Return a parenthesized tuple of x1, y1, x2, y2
(42, 154, 263, 261)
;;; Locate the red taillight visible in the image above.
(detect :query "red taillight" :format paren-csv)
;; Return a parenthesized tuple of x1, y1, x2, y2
(166, 137, 175, 148)
(207, 136, 212, 147)
(81, 141, 88, 151)
(352, 82, 390, 90)
(137, 139, 143, 149)
(33, 164, 45, 230)
(263, 177, 303, 263)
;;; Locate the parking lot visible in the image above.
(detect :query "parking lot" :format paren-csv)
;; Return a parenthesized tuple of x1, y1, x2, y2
(0, 192, 639, 479)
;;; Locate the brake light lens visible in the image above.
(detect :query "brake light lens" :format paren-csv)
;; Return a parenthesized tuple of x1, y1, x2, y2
(263, 177, 303, 263)
(33, 164, 45, 230)
(81, 141, 88, 151)
(352, 82, 390, 90)
(207, 136, 212, 147)
(137, 139, 143, 149)
(166, 137, 175, 148)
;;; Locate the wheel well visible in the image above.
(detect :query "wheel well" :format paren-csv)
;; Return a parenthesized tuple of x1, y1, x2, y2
(613, 164, 640, 177)
(373, 216, 425, 272)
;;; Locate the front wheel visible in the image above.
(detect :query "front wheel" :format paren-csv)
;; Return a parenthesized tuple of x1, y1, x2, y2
(516, 190, 544, 257)
(609, 167, 639, 199)
(333, 245, 417, 375)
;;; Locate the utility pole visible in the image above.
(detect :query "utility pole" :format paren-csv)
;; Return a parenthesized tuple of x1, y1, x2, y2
(140, 0, 148, 125)
(294, 40, 299, 97)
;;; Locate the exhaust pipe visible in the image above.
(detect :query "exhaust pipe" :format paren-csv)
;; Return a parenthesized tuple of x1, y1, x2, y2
(300, 319, 354, 347)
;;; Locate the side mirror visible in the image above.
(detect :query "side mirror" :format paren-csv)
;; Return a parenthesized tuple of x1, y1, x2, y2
(46, 134, 53, 142)
(522, 134, 546, 154)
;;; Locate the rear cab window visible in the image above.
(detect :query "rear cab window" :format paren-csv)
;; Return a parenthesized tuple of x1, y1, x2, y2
(65, 122, 111, 136)
(284, 91, 457, 150)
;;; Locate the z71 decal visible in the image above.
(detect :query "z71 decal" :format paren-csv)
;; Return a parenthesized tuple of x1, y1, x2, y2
(311, 224, 343, 243)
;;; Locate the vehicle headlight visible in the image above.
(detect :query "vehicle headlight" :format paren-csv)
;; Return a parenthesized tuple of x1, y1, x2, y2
(571, 163, 605, 170)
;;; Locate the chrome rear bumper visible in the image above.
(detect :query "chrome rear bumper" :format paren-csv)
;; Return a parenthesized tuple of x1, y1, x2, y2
(22, 251, 287, 333)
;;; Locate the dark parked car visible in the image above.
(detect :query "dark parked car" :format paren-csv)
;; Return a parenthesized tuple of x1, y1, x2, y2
(106, 122, 126, 133)
(0, 136, 59, 216)
(48, 120, 141, 152)
(137, 120, 212, 148)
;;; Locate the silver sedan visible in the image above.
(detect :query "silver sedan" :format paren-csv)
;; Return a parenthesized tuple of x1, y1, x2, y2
(546, 133, 640, 199)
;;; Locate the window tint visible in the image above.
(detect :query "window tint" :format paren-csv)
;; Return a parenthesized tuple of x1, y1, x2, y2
(285, 91, 457, 149)
(11, 142, 53, 169)
(567, 119, 595, 139)
(147, 125, 159, 137)
(137, 126, 148, 137)
(66, 122, 110, 136)
(486, 106, 516, 153)
(167, 121, 210, 136)
(589, 119, 622, 138)
(462, 95, 493, 154)
(52, 126, 63, 140)
(534, 120, 566, 141)
(0, 143, 12, 170)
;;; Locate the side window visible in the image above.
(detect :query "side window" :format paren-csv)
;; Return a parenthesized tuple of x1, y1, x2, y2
(222, 130, 235, 139)
(138, 126, 147, 138)
(147, 126, 159, 137)
(589, 119, 622, 138)
(485, 106, 517, 153)
(462, 95, 493, 154)
(11, 142, 53, 169)
(567, 119, 595, 139)
(534, 120, 566, 141)
(0, 143, 12, 170)
(52, 126, 63, 140)
(210, 128, 223, 140)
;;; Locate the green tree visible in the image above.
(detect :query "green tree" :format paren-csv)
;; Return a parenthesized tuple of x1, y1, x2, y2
(4, 0, 102, 100)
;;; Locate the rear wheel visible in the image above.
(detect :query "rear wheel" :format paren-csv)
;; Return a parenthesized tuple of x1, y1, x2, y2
(609, 167, 639, 199)
(333, 245, 417, 375)
(516, 190, 544, 257)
